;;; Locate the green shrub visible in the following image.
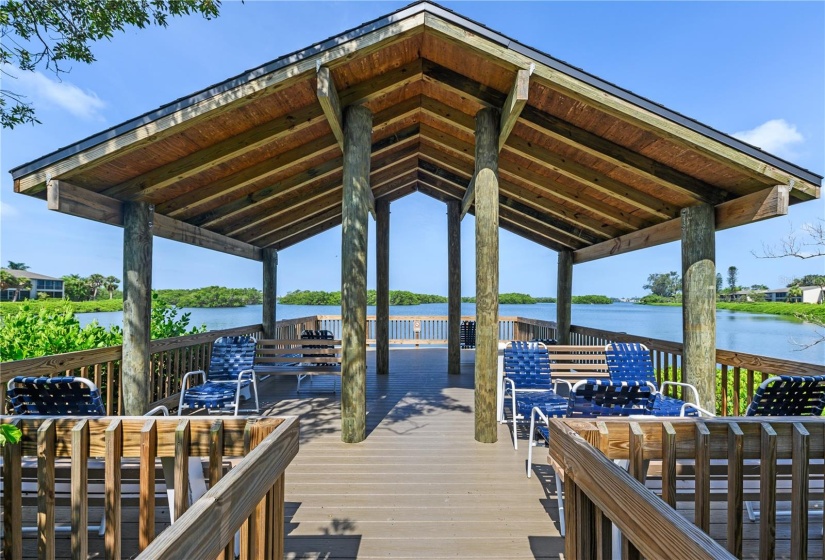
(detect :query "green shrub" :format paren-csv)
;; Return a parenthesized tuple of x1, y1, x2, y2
(571, 295, 612, 304)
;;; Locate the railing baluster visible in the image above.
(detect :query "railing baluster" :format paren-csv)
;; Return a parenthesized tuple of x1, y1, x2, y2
(209, 420, 233, 560)
(746, 370, 755, 407)
(727, 422, 744, 558)
(721, 364, 729, 416)
(759, 423, 777, 560)
(624, 423, 645, 560)
(695, 421, 710, 533)
(38, 418, 56, 560)
(105, 419, 123, 560)
(661, 422, 677, 509)
(140, 418, 158, 551)
(2, 419, 23, 560)
(106, 361, 114, 415)
(72, 419, 90, 560)
(733, 366, 741, 415)
(790, 423, 810, 560)
(175, 420, 191, 521)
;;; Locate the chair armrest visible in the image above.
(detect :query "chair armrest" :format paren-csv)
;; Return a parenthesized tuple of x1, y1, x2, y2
(236, 368, 256, 381)
(681, 402, 716, 417)
(145, 405, 169, 416)
(661, 381, 700, 405)
(551, 379, 572, 392)
(531, 405, 550, 425)
(503, 377, 516, 394)
(180, 370, 206, 390)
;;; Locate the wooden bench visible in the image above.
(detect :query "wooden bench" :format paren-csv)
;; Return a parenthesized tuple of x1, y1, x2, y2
(546, 344, 609, 382)
(254, 339, 342, 393)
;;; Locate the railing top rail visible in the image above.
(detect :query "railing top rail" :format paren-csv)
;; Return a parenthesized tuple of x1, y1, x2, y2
(274, 315, 320, 325)
(562, 416, 825, 460)
(549, 418, 735, 560)
(6, 416, 279, 457)
(135, 416, 299, 559)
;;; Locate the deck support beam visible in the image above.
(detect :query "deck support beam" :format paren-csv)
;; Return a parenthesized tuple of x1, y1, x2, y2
(447, 199, 461, 375)
(122, 201, 153, 415)
(557, 250, 573, 345)
(376, 198, 390, 375)
(262, 249, 278, 339)
(474, 107, 500, 444)
(681, 203, 716, 412)
(340, 105, 373, 443)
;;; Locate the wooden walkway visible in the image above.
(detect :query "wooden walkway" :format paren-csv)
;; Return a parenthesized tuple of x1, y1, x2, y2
(257, 348, 564, 560)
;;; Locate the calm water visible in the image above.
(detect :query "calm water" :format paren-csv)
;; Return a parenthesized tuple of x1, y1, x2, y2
(78, 302, 824, 365)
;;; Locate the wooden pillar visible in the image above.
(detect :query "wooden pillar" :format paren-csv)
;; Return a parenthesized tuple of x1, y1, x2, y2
(557, 250, 573, 345)
(122, 201, 153, 416)
(681, 203, 716, 412)
(474, 108, 500, 443)
(447, 199, 461, 375)
(376, 198, 390, 375)
(262, 248, 278, 339)
(341, 105, 372, 444)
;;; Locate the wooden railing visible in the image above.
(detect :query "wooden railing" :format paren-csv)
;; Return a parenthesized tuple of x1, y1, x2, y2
(550, 417, 824, 559)
(315, 315, 518, 344)
(514, 317, 825, 415)
(0, 324, 264, 414)
(1, 415, 299, 560)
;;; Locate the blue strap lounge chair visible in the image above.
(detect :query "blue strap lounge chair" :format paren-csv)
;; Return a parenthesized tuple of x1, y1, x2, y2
(527, 379, 655, 536)
(178, 336, 259, 415)
(5, 376, 171, 535)
(605, 342, 702, 417)
(745, 375, 825, 416)
(501, 341, 570, 450)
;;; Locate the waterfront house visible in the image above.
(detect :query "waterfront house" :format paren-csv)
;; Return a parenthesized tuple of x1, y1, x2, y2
(730, 285, 825, 303)
(0, 268, 64, 301)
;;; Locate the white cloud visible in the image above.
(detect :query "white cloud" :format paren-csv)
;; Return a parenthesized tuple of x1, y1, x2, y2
(0, 200, 19, 219)
(733, 119, 804, 159)
(2, 65, 105, 120)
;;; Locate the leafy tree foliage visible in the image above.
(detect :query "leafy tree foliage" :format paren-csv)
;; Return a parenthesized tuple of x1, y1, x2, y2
(571, 295, 613, 304)
(643, 271, 681, 298)
(727, 266, 738, 292)
(61, 273, 91, 301)
(787, 275, 825, 288)
(716, 273, 723, 293)
(6, 261, 28, 270)
(104, 275, 120, 298)
(0, 0, 221, 127)
(87, 273, 105, 300)
(0, 294, 203, 361)
(156, 286, 262, 308)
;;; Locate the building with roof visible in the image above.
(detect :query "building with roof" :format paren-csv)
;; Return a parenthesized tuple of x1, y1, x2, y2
(731, 286, 825, 304)
(0, 269, 64, 301)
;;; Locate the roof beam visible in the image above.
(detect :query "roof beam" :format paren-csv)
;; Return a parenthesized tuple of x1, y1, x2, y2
(418, 160, 598, 246)
(573, 185, 790, 264)
(103, 103, 326, 201)
(519, 106, 726, 205)
(423, 14, 820, 200)
(317, 64, 375, 220)
(459, 176, 475, 220)
(47, 181, 262, 261)
(418, 139, 624, 238)
(419, 124, 649, 231)
(499, 68, 530, 151)
(197, 124, 419, 231)
(317, 65, 345, 151)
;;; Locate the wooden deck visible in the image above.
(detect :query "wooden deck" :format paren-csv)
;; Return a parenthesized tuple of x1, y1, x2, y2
(257, 348, 564, 559)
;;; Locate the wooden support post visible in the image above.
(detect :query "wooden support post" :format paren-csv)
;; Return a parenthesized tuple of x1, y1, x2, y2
(557, 250, 573, 345)
(681, 203, 716, 412)
(376, 198, 390, 375)
(123, 201, 153, 415)
(341, 104, 373, 444)
(447, 199, 461, 375)
(474, 107, 499, 444)
(263, 248, 278, 339)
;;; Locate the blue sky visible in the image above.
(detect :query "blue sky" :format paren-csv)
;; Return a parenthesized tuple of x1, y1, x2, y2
(1, 1, 823, 298)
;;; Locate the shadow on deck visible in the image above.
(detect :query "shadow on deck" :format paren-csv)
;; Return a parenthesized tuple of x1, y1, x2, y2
(256, 348, 564, 560)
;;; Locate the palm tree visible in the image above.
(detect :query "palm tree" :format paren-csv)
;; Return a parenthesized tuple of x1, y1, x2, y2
(104, 276, 120, 299)
(0, 269, 14, 300)
(86, 273, 105, 300)
(6, 261, 29, 270)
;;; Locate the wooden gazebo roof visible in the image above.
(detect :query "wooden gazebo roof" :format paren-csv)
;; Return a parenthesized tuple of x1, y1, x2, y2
(11, 2, 821, 263)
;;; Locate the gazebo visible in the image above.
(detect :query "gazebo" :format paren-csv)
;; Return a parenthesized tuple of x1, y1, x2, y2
(10, 2, 821, 445)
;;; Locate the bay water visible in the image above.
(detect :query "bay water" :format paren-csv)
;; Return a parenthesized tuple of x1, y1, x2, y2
(78, 302, 824, 365)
